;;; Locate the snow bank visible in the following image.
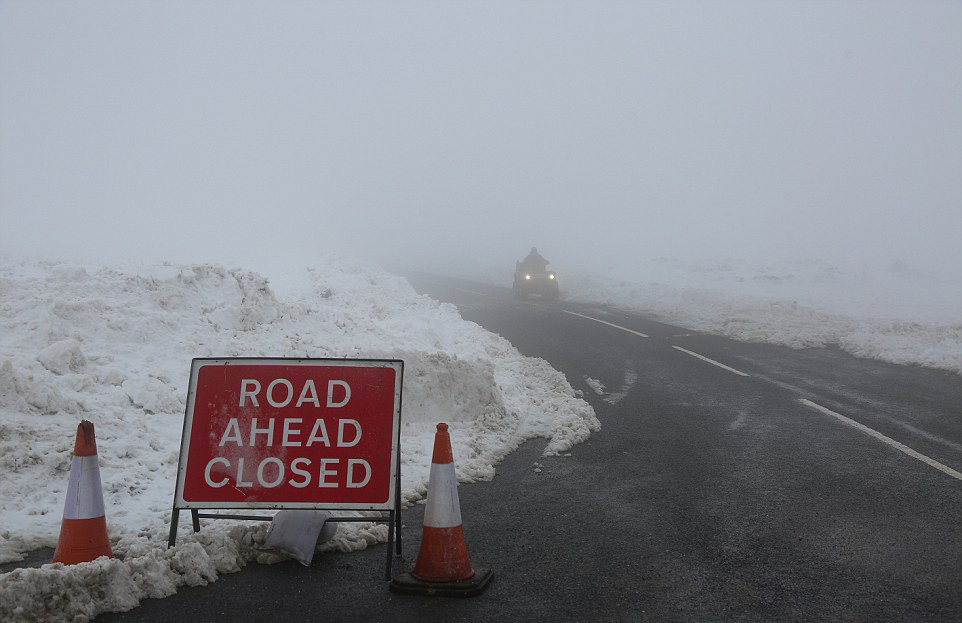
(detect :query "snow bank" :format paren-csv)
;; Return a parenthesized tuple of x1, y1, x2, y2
(0, 255, 597, 622)
(564, 258, 962, 375)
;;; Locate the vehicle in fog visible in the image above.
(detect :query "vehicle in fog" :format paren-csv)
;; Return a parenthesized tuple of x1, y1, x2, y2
(513, 267, 559, 299)
(513, 247, 559, 300)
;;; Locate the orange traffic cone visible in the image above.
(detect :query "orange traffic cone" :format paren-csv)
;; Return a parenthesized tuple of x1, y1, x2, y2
(390, 423, 492, 597)
(52, 420, 113, 565)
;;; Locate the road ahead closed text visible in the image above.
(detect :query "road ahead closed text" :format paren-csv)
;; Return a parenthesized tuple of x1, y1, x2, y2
(177, 360, 401, 509)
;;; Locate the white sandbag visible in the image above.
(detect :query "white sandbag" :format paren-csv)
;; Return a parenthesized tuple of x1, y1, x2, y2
(265, 510, 338, 566)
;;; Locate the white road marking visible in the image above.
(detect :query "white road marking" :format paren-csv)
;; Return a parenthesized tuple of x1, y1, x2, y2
(561, 310, 649, 338)
(799, 399, 962, 482)
(671, 345, 751, 377)
(454, 287, 486, 296)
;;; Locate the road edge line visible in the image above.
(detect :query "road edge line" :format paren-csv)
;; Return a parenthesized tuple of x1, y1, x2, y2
(454, 287, 486, 296)
(560, 310, 649, 338)
(671, 345, 750, 377)
(799, 398, 962, 482)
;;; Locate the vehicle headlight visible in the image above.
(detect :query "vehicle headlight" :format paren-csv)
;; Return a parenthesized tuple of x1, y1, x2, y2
(524, 274, 531, 280)
(548, 273, 555, 280)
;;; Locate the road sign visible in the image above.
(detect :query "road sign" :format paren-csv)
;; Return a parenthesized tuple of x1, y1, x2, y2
(173, 358, 403, 510)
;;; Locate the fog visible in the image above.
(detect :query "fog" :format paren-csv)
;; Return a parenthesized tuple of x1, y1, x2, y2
(2, 0, 960, 280)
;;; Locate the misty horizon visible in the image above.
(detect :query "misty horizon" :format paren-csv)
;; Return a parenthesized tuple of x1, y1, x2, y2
(2, 1, 960, 278)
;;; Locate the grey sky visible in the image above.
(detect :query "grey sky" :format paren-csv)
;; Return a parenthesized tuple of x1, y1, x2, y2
(2, 0, 960, 276)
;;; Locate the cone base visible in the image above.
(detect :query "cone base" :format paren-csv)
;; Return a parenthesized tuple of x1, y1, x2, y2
(52, 516, 112, 566)
(389, 567, 493, 598)
(412, 525, 474, 582)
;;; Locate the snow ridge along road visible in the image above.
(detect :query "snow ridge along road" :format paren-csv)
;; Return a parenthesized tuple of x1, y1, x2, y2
(0, 259, 599, 622)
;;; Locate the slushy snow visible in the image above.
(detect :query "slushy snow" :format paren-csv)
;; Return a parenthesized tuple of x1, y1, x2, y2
(0, 255, 599, 622)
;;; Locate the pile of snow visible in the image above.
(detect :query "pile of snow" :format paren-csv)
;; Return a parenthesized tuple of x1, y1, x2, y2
(564, 258, 962, 375)
(0, 255, 597, 622)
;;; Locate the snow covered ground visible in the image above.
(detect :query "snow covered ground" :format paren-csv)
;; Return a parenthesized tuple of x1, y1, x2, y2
(0, 255, 598, 622)
(560, 257, 962, 376)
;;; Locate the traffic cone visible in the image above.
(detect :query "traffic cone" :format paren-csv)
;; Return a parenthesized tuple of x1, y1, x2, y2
(52, 420, 113, 565)
(389, 423, 493, 597)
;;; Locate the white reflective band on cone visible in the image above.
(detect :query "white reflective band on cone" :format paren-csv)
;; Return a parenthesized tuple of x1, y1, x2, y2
(63, 455, 106, 519)
(423, 462, 462, 528)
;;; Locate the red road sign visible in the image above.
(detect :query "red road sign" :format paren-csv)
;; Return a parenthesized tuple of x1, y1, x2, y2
(174, 358, 403, 510)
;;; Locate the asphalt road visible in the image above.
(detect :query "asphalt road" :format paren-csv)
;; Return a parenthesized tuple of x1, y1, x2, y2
(97, 273, 962, 622)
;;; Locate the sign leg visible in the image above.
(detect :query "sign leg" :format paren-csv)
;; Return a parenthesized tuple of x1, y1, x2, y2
(385, 510, 395, 580)
(168, 506, 180, 548)
(394, 495, 402, 555)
